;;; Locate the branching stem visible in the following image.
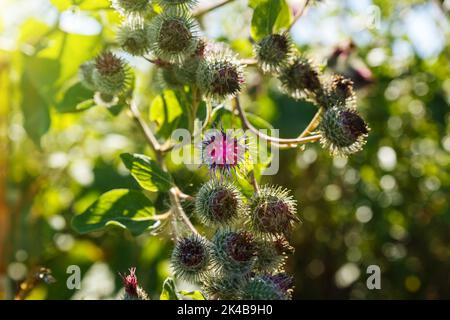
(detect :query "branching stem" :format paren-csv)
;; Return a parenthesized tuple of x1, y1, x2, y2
(232, 97, 321, 147)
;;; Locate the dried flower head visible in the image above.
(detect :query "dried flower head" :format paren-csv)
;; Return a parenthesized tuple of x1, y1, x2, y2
(249, 185, 299, 237)
(319, 106, 370, 156)
(319, 74, 356, 109)
(196, 45, 245, 101)
(171, 235, 210, 283)
(195, 180, 244, 226)
(273, 236, 295, 256)
(148, 10, 199, 63)
(278, 56, 322, 101)
(254, 33, 292, 73)
(212, 229, 257, 275)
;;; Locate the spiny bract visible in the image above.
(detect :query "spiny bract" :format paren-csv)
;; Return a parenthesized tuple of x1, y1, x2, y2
(211, 229, 257, 275)
(92, 52, 129, 96)
(117, 22, 151, 56)
(278, 56, 322, 101)
(171, 235, 210, 283)
(242, 274, 293, 300)
(253, 239, 286, 273)
(249, 185, 299, 237)
(319, 106, 370, 157)
(254, 33, 292, 73)
(196, 45, 245, 101)
(147, 10, 199, 63)
(195, 179, 244, 226)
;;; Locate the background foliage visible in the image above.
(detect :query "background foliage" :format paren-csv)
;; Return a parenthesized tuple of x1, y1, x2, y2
(0, 0, 449, 299)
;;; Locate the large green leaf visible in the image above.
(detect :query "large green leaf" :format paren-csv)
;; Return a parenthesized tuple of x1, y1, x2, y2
(149, 89, 189, 139)
(250, 0, 292, 41)
(120, 153, 174, 192)
(160, 278, 178, 300)
(20, 66, 53, 145)
(71, 189, 157, 235)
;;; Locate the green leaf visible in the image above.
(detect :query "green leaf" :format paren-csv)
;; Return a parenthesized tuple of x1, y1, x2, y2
(149, 89, 188, 139)
(20, 73, 51, 145)
(120, 153, 174, 192)
(160, 278, 178, 300)
(19, 56, 58, 144)
(273, 0, 292, 32)
(56, 82, 95, 113)
(250, 0, 292, 41)
(71, 189, 157, 236)
(178, 291, 206, 300)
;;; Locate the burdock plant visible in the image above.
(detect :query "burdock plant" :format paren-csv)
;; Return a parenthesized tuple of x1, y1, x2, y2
(72, 0, 372, 301)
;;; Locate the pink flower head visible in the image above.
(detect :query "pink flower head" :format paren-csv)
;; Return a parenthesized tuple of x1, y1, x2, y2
(121, 267, 138, 296)
(201, 128, 247, 174)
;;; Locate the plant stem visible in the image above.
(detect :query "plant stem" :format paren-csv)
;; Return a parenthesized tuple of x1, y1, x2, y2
(194, 0, 235, 18)
(298, 107, 323, 138)
(129, 102, 162, 153)
(241, 58, 258, 66)
(287, 0, 311, 32)
(128, 102, 199, 235)
(169, 188, 199, 235)
(250, 172, 260, 193)
(232, 97, 321, 147)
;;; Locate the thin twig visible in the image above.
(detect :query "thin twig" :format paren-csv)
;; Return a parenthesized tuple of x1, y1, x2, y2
(241, 58, 258, 66)
(250, 172, 260, 193)
(194, 0, 235, 18)
(128, 102, 162, 154)
(287, 0, 311, 32)
(298, 107, 323, 138)
(169, 188, 199, 235)
(232, 97, 321, 146)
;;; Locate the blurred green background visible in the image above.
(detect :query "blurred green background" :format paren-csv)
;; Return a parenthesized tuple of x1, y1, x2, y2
(0, 0, 449, 299)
